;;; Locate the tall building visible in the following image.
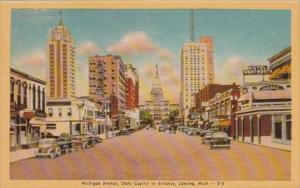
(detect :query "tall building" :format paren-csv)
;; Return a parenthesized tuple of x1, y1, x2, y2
(144, 64, 170, 124)
(47, 15, 76, 99)
(125, 64, 139, 110)
(88, 55, 126, 117)
(180, 36, 215, 125)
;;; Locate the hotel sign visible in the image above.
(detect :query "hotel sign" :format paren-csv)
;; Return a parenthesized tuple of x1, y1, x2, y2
(243, 65, 271, 75)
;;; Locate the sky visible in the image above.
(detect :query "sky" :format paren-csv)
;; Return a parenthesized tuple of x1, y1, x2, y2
(11, 9, 291, 104)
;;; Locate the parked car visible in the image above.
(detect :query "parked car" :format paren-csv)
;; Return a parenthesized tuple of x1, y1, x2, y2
(72, 136, 83, 151)
(40, 132, 58, 139)
(81, 134, 95, 148)
(159, 125, 166, 132)
(187, 128, 202, 136)
(202, 132, 213, 144)
(93, 135, 103, 143)
(35, 138, 61, 159)
(107, 130, 120, 138)
(127, 128, 135, 134)
(210, 132, 231, 149)
(118, 129, 131, 136)
(57, 135, 73, 154)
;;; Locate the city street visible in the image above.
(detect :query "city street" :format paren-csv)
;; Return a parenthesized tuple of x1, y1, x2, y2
(10, 129, 290, 180)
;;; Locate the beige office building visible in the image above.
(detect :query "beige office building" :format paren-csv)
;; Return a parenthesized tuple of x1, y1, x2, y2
(180, 36, 214, 125)
(47, 18, 76, 99)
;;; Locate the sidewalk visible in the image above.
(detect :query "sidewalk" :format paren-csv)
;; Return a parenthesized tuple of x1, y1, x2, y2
(10, 148, 36, 163)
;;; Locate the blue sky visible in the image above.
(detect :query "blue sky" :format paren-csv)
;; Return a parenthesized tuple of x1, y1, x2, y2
(11, 9, 291, 103)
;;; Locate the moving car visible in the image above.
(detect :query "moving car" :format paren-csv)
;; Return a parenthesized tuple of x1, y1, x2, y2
(107, 130, 120, 138)
(35, 138, 61, 159)
(202, 132, 213, 144)
(210, 132, 231, 149)
(158, 125, 166, 132)
(169, 126, 177, 134)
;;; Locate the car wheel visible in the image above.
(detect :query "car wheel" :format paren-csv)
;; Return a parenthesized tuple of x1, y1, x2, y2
(50, 151, 56, 159)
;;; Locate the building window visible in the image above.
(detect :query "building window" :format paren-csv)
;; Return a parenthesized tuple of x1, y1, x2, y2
(286, 115, 291, 140)
(58, 108, 62, 117)
(46, 124, 56, 130)
(274, 121, 282, 139)
(48, 108, 53, 117)
(68, 108, 72, 116)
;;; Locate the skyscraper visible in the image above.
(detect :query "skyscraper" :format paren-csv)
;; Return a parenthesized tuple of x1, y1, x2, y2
(180, 37, 215, 125)
(47, 14, 76, 99)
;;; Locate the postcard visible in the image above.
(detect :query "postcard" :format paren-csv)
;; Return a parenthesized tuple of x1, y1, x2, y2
(0, 0, 299, 188)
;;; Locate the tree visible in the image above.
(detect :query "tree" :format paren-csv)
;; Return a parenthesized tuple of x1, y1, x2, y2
(168, 109, 179, 123)
(140, 110, 153, 125)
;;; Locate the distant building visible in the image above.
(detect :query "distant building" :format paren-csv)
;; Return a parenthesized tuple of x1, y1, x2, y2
(125, 64, 139, 110)
(46, 16, 76, 99)
(88, 55, 126, 118)
(170, 104, 179, 112)
(195, 83, 239, 113)
(10, 68, 47, 150)
(180, 36, 215, 125)
(45, 97, 109, 136)
(144, 64, 170, 124)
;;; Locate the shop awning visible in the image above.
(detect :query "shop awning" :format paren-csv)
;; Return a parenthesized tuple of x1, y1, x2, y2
(219, 120, 231, 128)
(270, 64, 291, 79)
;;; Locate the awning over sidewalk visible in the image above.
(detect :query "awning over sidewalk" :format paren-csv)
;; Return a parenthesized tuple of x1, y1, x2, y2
(219, 120, 231, 128)
(29, 117, 45, 127)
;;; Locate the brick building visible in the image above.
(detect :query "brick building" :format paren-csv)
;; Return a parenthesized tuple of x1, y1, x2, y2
(88, 54, 126, 119)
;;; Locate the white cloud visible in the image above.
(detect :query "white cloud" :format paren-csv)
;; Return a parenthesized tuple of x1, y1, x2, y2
(77, 41, 101, 57)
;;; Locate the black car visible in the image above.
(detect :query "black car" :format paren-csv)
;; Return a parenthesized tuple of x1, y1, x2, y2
(210, 132, 231, 149)
(40, 132, 58, 139)
(81, 134, 95, 148)
(57, 136, 73, 154)
(118, 129, 131, 136)
(169, 126, 177, 134)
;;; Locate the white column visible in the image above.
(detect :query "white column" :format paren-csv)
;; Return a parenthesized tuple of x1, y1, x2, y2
(249, 115, 253, 143)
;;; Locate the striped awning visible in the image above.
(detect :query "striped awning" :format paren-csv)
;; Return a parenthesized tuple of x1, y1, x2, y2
(270, 64, 291, 79)
(219, 120, 231, 128)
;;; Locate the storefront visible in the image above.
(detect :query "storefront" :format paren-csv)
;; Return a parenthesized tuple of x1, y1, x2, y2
(235, 83, 291, 150)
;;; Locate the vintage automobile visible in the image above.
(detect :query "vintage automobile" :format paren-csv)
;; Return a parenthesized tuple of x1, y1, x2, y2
(210, 132, 231, 149)
(107, 130, 120, 138)
(40, 132, 58, 139)
(158, 125, 166, 132)
(57, 134, 73, 154)
(81, 134, 95, 148)
(72, 136, 83, 151)
(169, 126, 177, 134)
(35, 138, 62, 159)
(187, 128, 202, 136)
(202, 132, 213, 144)
(93, 135, 103, 143)
(118, 129, 131, 136)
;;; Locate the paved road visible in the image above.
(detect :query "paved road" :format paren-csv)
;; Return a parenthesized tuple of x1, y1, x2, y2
(10, 129, 290, 180)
